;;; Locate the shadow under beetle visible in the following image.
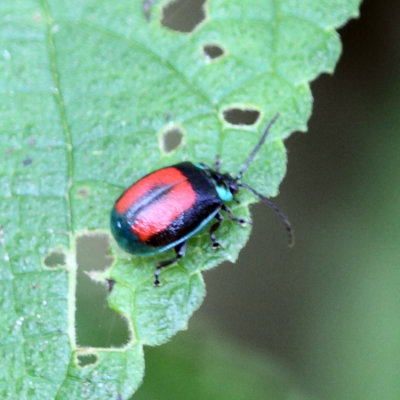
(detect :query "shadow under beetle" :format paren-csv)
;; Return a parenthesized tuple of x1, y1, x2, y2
(110, 114, 293, 286)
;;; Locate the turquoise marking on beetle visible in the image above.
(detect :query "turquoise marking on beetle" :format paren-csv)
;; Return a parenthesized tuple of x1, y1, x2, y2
(215, 185, 233, 202)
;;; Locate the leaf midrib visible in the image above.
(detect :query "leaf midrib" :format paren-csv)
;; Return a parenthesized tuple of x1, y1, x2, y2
(40, 1, 76, 395)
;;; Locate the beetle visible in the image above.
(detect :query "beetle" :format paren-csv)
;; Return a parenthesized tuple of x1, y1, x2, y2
(110, 114, 293, 286)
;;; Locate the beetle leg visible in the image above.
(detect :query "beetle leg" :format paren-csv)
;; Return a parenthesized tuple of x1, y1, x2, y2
(215, 155, 221, 171)
(154, 241, 187, 286)
(221, 204, 251, 225)
(209, 212, 223, 248)
(106, 278, 115, 292)
(142, 0, 159, 21)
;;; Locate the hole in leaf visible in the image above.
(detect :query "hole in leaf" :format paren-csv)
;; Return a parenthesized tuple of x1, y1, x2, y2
(76, 233, 130, 348)
(223, 108, 260, 126)
(162, 127, 183, 153)
(161, 0, 207, 33)
(77, 353, 98, 367)
(203, 44, 224, 60)
(44, 250, 66, 268)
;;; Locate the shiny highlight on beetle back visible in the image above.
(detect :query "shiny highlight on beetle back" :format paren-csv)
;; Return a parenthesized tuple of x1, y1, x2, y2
(115, 167, 188, 214)
(131, 180, 196, 241)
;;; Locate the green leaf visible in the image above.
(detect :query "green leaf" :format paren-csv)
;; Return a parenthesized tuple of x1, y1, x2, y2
(0, 0, 361, 398)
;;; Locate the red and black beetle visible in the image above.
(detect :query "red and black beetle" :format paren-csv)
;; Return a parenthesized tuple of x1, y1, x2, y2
(110, 115, 293, 285)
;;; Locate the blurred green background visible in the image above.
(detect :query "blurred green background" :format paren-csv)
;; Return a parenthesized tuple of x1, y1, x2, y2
(77, 0, 400, 398)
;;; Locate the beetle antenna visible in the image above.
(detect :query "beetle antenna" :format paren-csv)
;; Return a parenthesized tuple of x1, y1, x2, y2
(236, 113, 280, 181)
(239, 182, 294, 247)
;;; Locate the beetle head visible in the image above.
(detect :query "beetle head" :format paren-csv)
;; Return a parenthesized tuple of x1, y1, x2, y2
(223, 174, 238, 195)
